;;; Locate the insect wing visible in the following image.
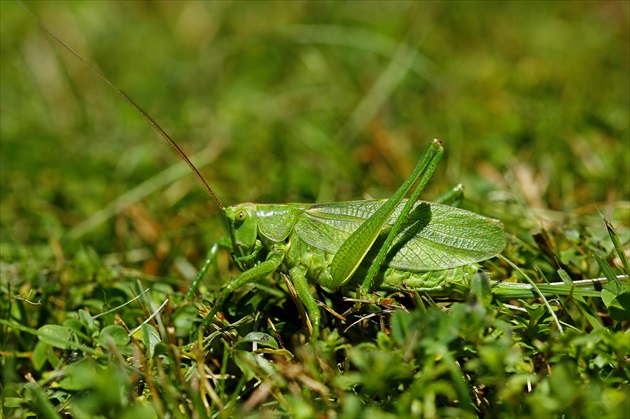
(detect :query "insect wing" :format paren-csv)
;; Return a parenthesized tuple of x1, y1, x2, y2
(295, 200, 505, 271)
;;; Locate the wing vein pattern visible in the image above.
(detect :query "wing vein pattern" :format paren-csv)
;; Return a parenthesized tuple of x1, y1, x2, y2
(294, 200, 505, 272)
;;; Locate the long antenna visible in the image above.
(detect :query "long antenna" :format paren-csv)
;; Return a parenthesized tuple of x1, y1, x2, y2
(18, 1, 225, 209)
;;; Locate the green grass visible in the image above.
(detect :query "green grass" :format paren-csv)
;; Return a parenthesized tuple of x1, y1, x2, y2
(1, 1, 629, 417)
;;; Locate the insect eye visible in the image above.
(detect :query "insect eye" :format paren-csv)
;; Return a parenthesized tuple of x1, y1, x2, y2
(235, 210, 247, 222)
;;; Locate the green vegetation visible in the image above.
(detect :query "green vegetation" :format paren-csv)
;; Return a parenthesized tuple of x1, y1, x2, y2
(1, 1, 628, 417)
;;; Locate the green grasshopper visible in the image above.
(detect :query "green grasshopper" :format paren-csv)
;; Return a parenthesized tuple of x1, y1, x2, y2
(192, 139, 505, 339)
(23, 2, 605, 341)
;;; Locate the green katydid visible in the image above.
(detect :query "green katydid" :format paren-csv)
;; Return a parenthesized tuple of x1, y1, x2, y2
(188, 138, 505, 340)
(22, 1, 611, 342)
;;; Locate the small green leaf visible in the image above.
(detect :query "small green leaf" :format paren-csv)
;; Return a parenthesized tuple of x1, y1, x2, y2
(37, 325, 76, 349)
(79, 309, 96, 334)
(98, 325, 130, 348)
(141, 324, 161, 359)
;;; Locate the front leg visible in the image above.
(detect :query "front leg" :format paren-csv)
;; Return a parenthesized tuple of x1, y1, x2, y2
(196, 245, 286, 339)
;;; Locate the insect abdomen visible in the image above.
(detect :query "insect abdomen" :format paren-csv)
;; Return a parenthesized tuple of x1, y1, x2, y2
(377, 264, 480, 296)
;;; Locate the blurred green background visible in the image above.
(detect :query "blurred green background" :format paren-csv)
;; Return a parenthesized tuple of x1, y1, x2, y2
(1, 1, 628, 273)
